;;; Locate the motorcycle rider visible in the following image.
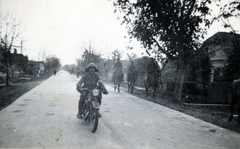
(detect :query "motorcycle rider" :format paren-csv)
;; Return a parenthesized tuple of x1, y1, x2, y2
(76, 63, 108, 119)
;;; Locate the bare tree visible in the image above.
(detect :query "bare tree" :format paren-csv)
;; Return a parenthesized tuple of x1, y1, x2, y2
(0, 11, 21, 86)
(111, 49, 123, 62)
(38, 49, 48, 62)
(126, 53, 137, 62)
(77, 42, 103, 69)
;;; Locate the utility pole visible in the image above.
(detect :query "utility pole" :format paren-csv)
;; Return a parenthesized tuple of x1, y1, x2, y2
(21, 40, 23, 54)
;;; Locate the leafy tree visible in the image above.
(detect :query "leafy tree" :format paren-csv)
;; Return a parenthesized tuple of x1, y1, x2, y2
(76, 58, 83, 69)
(114, 0, 212, 100)
(223, 39, 240, 81)
(61, 64, 76, 74)
(127, 52, 137, 62)
(76, 42, 103, 72)
(81, 49, 102, 68)
(111, 49, 123, 61)
(44, 56, 61, 72)
(186, 48, 211, 97)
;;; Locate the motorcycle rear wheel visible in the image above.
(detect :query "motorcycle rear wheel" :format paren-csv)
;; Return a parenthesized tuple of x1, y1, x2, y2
(89, 105, 99, 133)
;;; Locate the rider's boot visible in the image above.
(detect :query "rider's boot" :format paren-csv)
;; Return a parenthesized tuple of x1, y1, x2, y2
(98, 112, 102, 118)
(77, 101, 84, 119)
(121, 73, 124, 81)
(77, 110, 83, 119)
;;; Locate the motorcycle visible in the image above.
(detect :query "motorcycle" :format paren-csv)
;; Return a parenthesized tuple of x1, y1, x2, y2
(80, 88, 107, 133)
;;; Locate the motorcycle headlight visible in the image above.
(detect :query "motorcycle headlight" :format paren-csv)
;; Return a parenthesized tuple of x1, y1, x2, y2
(92, 89, 99, 96)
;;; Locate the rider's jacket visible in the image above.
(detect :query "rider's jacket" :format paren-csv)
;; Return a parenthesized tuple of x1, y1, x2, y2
(76, 73, 106, 91)
(114, 62, 123, 69)
(128, 65, 135, 73)
(147, 62, 158, 73)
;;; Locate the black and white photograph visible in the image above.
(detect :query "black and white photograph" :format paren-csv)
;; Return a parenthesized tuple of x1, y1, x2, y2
(0, 0, 240, 148)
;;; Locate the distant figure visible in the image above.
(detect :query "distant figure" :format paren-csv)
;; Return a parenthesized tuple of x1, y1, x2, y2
(71, 68, 74, 75)
(114, 58, 123, 74)
(113, 58, 123, 81)
(127, 61, 138, 93)
(102, 62, 110, 81)
(76, 68, 81, 78)
(127, 61, 136, 81)
(147, 57, 159, 81)
(54, 69, 57, 75)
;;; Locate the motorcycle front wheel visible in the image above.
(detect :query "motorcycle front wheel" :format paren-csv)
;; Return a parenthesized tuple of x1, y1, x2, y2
(89, 104, 99, 133)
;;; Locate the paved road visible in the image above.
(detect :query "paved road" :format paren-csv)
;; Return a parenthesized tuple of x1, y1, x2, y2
(0, 70, 239, 149)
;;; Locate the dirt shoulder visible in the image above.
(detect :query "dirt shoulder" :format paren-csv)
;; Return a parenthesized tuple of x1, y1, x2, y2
(104, 80, 240, 134)
(0, 74, 52, 111)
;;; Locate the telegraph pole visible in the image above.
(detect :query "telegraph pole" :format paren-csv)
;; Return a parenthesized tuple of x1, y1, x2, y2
(21, 40, 23, 54)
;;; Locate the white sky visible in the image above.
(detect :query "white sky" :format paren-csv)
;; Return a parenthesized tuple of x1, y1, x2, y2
(0, 0, 239, 65)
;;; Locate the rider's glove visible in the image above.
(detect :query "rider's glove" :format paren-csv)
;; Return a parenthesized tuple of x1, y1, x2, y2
(102, 90, 108, 94)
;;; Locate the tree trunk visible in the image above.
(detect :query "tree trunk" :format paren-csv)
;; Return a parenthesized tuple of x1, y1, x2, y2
(5, 50, 10, 86)
(174, 63, 186, 101)
(174, 45, 186, 101)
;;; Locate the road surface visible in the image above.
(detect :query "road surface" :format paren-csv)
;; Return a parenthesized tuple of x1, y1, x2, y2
(0, 70, 239, 148)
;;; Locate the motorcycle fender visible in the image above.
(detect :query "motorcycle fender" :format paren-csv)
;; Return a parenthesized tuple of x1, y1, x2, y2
(92, 101, 100, 109)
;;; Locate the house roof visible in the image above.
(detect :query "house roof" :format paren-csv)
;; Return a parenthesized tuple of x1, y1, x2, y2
(202, 32, 240, 48)
(9, 53, 28, 66)
(28, 60, 44, 64)
(201, 32, 240, 57)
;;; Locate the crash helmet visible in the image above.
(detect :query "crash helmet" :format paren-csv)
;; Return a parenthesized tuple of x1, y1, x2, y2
(85, 63, 99, 72)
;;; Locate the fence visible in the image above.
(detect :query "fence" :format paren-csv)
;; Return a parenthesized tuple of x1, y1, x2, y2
(166, 81, 232, 104)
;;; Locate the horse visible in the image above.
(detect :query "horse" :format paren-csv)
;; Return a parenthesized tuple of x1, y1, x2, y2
(113, 69, 124, 93)
(228, 79, 240, 123)
(127, 69, 138, 93)
(158, 77, 163, 91)
(143, 70, 161, 98)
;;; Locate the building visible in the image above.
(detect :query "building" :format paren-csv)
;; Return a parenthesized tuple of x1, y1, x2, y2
(201, 32, 240, 82)
(9, 49, 28, 66)
(24, 61, 45, 75)
(9, 49, 28, 77)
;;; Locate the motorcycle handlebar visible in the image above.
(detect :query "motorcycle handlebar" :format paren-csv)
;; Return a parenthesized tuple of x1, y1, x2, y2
(79, 88, 107, 93)
(79, 88, 89, 91)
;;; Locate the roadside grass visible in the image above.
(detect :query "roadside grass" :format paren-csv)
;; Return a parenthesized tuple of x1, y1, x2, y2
(0, 73, 52, 111)
(103, 79, 240, 134)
